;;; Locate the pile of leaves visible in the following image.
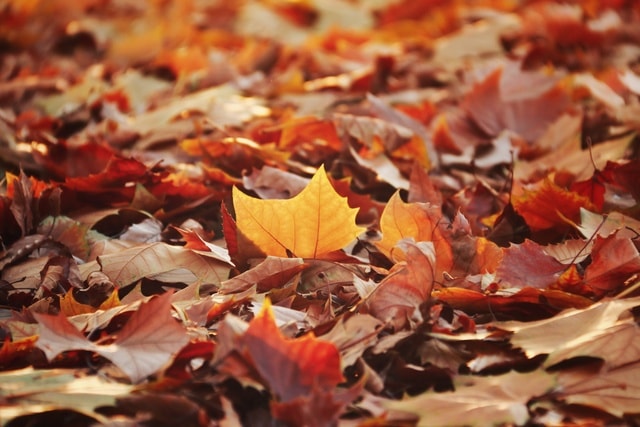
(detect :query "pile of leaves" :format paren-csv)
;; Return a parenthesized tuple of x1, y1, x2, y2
(2, 0, 640, 425)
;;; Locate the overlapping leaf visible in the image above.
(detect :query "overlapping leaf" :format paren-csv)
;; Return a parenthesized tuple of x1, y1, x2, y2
(35, 292, 189, 383)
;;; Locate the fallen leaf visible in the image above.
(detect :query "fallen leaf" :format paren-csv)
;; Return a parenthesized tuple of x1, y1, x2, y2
(0, 335, 38, 367)
(576, 208, 640, 240)
(82, 242, 231, 287)
(496, 239, 567, 289)
(583, 234, 640, 295)
(365, 240, 435, 330)
(557, 360, 640, 417)
(233, 165, 364, 258)
(492, 296, 640, 360)
(513, 177, 596, 234)
(320, 313, 383, 368)
(219, 256, 306, 294)
(219, 299, 344, 402)
(0, 367, 132, 424)
(35, 292, 190, 382)
(59, 289, 120, 316)
(386, 370, 555, 427)
(546, 321, 640, 368)
(376, 191, 453, 277)
(462, 61, 570, 143)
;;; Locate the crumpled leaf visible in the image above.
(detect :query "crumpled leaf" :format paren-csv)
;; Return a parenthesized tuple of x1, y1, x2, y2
(219, 256, 306, 294)
(7, 170, 35, 237)
(386, 371, 555, 427)
(35, 292, 190, 383)
(233, 164, 364, 258)
(513, 177, 596, 233)
(320, 314, 383, 368)
(365, 240, 435, 330)
(218, 299, 344, 402)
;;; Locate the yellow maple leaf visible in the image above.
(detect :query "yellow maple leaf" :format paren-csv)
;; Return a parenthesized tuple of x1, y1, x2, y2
(232, 165, 364, 258)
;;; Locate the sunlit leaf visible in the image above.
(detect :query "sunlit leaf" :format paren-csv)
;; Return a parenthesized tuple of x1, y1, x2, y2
(233, 165, 364, 258)
(377, 192, 453, 277)
(558, 360, 640, 417)
(0, 367, 132, 424)
(492, 296, 640, 359)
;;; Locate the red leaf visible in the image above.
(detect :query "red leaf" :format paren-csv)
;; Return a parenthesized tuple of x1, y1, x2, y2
(462, 62, 570, 142)
(584, 234, 640, 296)
(497, 240, 567, 289)
(234, 299, 344, 402)
(271, 381, 362, 427)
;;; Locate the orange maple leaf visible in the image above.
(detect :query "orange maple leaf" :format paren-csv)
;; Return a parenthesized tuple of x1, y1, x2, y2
(513, 177, 596, 233)
(377, 192, 453, 277)
(232, 165, 364, 258)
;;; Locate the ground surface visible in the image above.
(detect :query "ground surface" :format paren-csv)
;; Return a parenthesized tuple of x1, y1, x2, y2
(1, 1, 640, 426)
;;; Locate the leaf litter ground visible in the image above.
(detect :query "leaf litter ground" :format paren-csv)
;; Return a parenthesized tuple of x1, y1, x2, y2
(2, 1, 640, 426)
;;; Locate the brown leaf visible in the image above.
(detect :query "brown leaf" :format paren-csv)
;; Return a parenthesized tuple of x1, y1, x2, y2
(365, 240, 435, 330)
(85, 242, 231, 287)
(35, 292, 190, 382)
(492, 296, 640, 360)
(219, 256, 306, 294)
(386, 371, 555, 427)
(558, 360, 640, 417)
(7, 170, 35, 237)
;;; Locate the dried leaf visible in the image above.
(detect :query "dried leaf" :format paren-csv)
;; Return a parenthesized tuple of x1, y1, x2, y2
(513, 177, 596, 233)
(496, 239, 566, 289)
(227, 299, 344, 402)
(584, 234, 640, 295)
(233, 165, 364, 258)
(377, 192, 453, 277)
(365, 240, 435, 330)
(492, 296, 640, 360)
(558, 360, 640, 417)
(86, 242, 231, 287)
(0, 367, 132, 423)
(386, 371, 555, 427)
(35, 292, 190, 382)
